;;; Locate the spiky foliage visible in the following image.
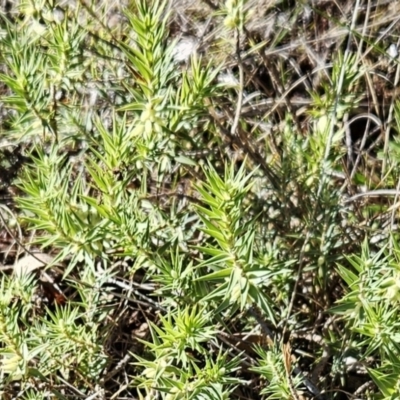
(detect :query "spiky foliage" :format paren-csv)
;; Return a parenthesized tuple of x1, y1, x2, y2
(0, 0, 400, 399)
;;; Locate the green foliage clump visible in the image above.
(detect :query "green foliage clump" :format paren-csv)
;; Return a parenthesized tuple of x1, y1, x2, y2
(0, 0, 400, 399)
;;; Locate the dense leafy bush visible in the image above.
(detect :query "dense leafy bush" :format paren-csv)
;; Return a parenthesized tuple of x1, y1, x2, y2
(1, 0, 400, 399)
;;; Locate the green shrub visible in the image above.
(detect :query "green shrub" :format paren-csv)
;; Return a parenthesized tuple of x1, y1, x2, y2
(0, 0, 399, 399)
